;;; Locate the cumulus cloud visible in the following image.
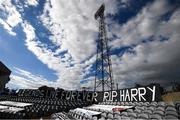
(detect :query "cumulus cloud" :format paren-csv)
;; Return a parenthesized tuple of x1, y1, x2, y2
(110, 0, 174, 47)
(40, 0, 120, 62)
(1, 0, 121, 90)
(2, 0, 180, 90)
(110, 1, 180, 88)
(35, 0, 121, 89)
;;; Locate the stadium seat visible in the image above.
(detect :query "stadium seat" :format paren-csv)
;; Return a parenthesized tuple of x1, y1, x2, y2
(166, 106, 177, 111)
(134, 108, 141, 113)
(128, 112, 137, 118)
(99, 117, 106, 120)
(101, 112, 107, 118)
(121, 116, 131, 120)
(165, 110, 178, 117)
(156, 106, 165, 111)
(164, 115, 179, 120)
(121, 111, 128, 116)
(138, 113, 149, 119)
(107, 113, 114, 119)
(149, 114, 162, 119)
(154, 110, 164, 116)
(144, 109, 153, 114)
(126, 108, 133, 113)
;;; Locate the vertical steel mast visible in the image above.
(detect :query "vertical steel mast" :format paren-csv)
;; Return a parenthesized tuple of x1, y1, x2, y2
(94, 4, 114, 92)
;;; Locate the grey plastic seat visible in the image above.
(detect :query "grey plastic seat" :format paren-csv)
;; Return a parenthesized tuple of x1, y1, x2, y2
(134, 102, 141, 106)
(108, 110, 114, 114)
(154, 110, 164, 116)
(121, 116, 131, 120)
(134, 108, 141, 113)
(126, 108, 133, 113)
(144, 102, 150, 106)
(128, 112, 137, 118)
(166, 106, 177, 111)
(101, 112, 107, 117)
(149, 114, 162, 119)
(147, 106, 155, 111)
(114, 114, 121, 119)
(107, 113, 114, 119)
(151, 102, 158, 106)
(99, 117, 106, 120)
(92, 116, 98, 120)
(158, 101, 166, 107)
(156, 106, 165, 112)
(106, 118, 114, 120)
(121, 111, 128, 116)
(138, 113, 149, 119)
(114, 111, 120, 115)
(164, 115, 179, 120)
(144, 109, 153, 114)
(165, 110, 178, 117)
(114, 116, 121, 120)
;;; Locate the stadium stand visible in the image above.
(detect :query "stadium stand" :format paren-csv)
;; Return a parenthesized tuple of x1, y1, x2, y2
(51, 101, 180, 120)
(0, 95, 92, 119)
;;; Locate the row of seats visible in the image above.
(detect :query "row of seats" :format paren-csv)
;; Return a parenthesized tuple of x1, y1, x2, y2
(60, 101, 180, 120)
(51, 112, 73, 120)
(0, 95, 92, 119)
(99, 101, 166, 107)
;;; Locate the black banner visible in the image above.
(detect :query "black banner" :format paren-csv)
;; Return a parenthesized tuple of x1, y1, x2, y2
(18, 84, 162, 102)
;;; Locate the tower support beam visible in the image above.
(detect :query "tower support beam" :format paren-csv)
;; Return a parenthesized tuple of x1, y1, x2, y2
(94, 4, 114, 93)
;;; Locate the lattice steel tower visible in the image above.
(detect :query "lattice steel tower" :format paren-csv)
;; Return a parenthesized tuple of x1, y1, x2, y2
(94, 4, 114, 92)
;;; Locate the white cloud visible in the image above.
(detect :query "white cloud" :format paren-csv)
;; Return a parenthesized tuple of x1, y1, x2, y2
(21, 21, 86, 90)
(109, 1, 180, 88)
(110, 0, 173, 47)
(25, 0, 39, 6)
(0, 19, 16, 36)
(40, 0, 120, 62)
(7, 67, 54, 89)
(0, 0, 22, 36)
(2, 0, 180, 90)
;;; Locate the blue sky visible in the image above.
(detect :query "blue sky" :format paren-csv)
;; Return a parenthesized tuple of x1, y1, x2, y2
(0, 0, 180, 90)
